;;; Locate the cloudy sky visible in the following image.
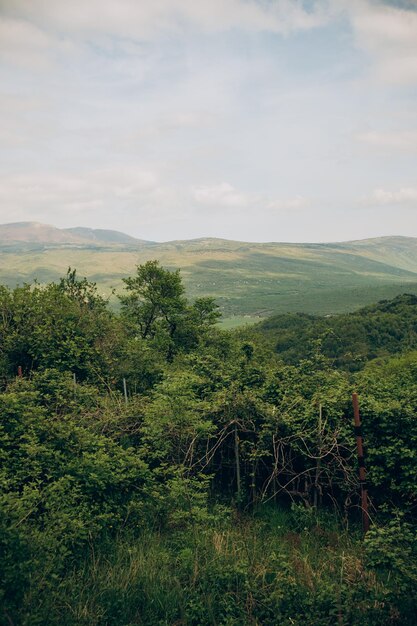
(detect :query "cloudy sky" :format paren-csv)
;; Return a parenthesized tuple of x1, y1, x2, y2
(1, 0, 417, 242)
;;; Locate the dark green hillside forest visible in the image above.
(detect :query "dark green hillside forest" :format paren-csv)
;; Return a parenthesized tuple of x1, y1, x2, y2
(250, 294, 417, 370)
(1, 264, 417, 625)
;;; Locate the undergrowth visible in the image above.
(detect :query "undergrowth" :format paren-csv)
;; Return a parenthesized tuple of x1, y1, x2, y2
(10, 507, 416, 626)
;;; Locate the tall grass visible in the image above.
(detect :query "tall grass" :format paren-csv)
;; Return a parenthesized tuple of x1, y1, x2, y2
(16, 506, 408, 626)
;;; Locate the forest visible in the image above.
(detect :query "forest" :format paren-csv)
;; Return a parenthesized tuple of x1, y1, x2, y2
(1, 262, 417, 626)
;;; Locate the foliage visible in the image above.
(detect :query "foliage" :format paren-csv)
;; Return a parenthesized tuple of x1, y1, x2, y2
(120, 260, 220, 362)
(4, 512, 416, 626)
(0, 269, 122, 385)
(253, 294, 417, 370)
(1, 265, 417, 624)
(355, 352, 417, 512)
(0, 372, 150, 622)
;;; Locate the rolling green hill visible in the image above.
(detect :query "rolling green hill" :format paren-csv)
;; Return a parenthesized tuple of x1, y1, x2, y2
(251, 293, 417, 370)
(1, 223, 417, 321)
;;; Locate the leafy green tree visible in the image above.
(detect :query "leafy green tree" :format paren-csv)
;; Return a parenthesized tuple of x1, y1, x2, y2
(120, 260, 220, 361)
(120, 260, 186, 340)
(0, 270, 122, 384)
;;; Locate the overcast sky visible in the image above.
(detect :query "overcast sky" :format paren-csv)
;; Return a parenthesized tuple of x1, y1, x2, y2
(1, 0, 417, 242)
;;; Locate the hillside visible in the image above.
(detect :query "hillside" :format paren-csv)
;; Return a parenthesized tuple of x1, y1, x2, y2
(0, 222, 151, 246)
(1, 222, 417, 320)
(251, 293, 417, 370)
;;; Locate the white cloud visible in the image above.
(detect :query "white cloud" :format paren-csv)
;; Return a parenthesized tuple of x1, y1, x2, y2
(3, 0, 417, 85)
(0, 15, 79, 70)
(0, 0, 335, 76)
(0, 167, 161, 221)
(0, 0, 331, 42)
(355, 130, 417, 153)
(192, 183, 249, 208)
(266, 195, 308, 211)
(367, 187, 417, 206)
(347, 0, 417, 84)
(0, 17, 51, 70)
(192, 183, 309, 212)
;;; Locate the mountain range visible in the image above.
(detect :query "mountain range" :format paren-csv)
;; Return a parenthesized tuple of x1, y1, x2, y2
(2, 221, 417, 324)
(0, 222, 150, 245)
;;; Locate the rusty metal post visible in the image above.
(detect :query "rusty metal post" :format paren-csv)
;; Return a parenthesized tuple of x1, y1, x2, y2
(17, 365, 22, 377)
(234, 422, 241, 504)
(352, 393, 370, 534)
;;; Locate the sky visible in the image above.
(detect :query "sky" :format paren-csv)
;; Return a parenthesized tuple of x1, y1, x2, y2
(1, 0, 417, 242)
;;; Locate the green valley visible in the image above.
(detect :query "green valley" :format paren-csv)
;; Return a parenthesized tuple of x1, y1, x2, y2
(2, 223, 417, 322)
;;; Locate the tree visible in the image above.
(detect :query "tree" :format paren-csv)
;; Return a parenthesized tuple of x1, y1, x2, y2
(120, 260, 186, 337)
(120, 260, 220, 361)
(0, 269, 121, 383)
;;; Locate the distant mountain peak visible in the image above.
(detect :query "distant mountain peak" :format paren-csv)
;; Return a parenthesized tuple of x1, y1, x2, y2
(0, 222, 151, 246)
(0, 222, 80, 243)
(64, 227, 149, 245)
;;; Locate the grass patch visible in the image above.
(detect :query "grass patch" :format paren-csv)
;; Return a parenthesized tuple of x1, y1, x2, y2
(16, 506, 413, 626)
(219, 315, 264, 329)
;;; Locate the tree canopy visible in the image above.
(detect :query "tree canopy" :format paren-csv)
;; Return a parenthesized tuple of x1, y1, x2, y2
(1, 265, 417, 625)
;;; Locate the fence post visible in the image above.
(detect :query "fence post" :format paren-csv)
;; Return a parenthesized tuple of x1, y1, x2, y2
(234, 422, 241, 504)
(352, 393, 370, 534)
(123, 378, 128, 406)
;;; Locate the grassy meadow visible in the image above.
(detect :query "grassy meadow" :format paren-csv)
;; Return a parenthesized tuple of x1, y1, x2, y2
(2, 236, 417, 324)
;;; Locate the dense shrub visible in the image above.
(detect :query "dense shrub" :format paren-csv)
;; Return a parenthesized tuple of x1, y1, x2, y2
(1, 269, 417, 624)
